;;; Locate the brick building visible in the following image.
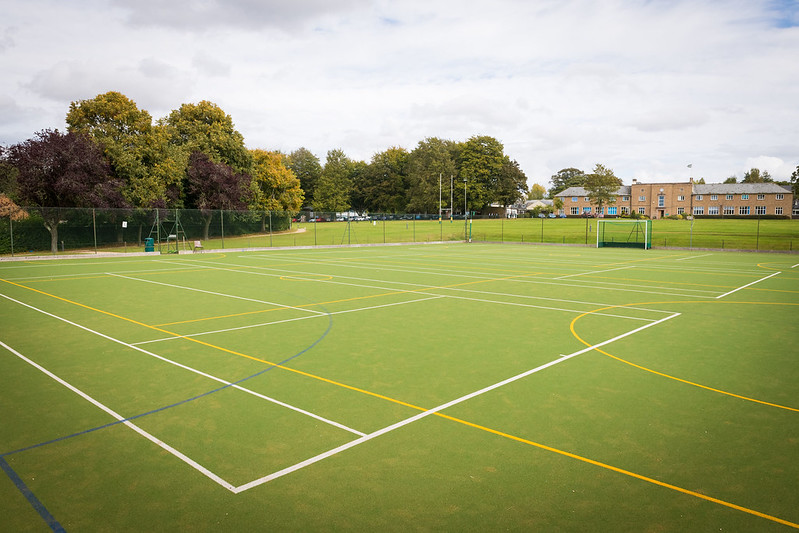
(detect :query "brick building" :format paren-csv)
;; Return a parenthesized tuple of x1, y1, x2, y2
(556, 179, 793, 219)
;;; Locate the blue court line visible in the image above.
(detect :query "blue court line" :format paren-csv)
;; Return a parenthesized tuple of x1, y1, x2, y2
(1, 308, 333, 531)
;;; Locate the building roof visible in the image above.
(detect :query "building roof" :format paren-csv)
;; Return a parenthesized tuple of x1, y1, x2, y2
(693, 183, 790, 195)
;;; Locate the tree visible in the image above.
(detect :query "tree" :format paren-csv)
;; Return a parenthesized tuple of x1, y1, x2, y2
(249, 149, 304, 230)
(185, 152, 251, 239)
(584, 163, 621, 215)
(743, 168, 773, 183)
(790, 165, 799, 196)
(161, 100, 251, 174)
(314, 149, 353, 212)
(458, 135, 505, 211)
(8, 129, 126, 252)
(548, 168, 586, 197)
(406, 137, 458, 214)
(287, 148, 322, 207)
(66, 91, 186, 218)
(723, 176, 738, 184)
(495, 156, 528, 207)
(355, 147, 409, 213)
(528, 183, 546, 200)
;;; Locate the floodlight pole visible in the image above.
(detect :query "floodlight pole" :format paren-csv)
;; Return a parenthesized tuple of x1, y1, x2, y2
(450, 175, 453, 222)
(439, 173, 442, 224)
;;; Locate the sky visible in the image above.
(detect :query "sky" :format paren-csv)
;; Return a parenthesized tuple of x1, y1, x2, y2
(1, 0, 798, 190)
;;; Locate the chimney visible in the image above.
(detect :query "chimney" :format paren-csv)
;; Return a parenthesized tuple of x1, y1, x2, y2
(689, 177, 694, 184)
(632, 178, 638, 185)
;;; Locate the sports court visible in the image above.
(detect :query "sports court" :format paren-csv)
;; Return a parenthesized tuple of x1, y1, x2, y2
(1, 243, 797, 531)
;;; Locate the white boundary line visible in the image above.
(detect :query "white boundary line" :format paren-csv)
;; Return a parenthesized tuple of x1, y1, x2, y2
(715, 272, 781, 299)
(232, 311, 682, 492)
(554, 266, 632, 280)
(108, 273, 326, 316)
(0, 339, 237, 492)
(0, 292, 365, 439)
(676, 254, 713, 261)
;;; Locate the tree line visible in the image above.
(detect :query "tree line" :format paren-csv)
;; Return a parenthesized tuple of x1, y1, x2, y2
(0, 92, 529, 237)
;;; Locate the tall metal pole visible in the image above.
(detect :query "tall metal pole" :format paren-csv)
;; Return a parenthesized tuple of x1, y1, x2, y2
(439, 173, 442, 224)
(463, 178, 468, 241)
(450, 175, 453, 222)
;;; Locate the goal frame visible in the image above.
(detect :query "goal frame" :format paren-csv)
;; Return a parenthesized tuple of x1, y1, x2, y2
(596, 219, 652, 249)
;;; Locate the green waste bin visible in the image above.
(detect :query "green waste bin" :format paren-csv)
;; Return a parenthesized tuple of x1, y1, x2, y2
(144, 238, 154, 252)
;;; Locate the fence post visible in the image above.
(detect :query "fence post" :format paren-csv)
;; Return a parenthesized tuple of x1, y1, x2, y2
(756, 217, 760, 250)
(92, 208, 97, 254)
(220, 209, 225, 249)
(10, 216, 14, 257)
(269, 210, 273, 247)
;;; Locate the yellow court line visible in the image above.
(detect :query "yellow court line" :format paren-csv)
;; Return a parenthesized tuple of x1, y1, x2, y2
(434, 413, 799, 529)
(569, 300, 799, 413)
(2, 276, 797, 527)
(597, 253, 693, 267)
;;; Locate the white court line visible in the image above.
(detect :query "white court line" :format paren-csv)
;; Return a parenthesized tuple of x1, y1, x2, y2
(133, 295, 446, 345)
(0, 292, 365, 439)
(0, 339, 237, 492)
(792, 264, 799, 269)
(108, 273, 326, 316)
(233, 310, 681, 492)
(553, 266, 631, 280)
(676, 254, 713, 261)
(715, 272, 781, 299)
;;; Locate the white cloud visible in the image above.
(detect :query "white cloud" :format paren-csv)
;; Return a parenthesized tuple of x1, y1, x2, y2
(1, 0, 797, 187)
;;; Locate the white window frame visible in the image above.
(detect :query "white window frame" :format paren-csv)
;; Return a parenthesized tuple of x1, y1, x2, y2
(677, 195, 685, 201)
(570, 206, 579, 215)
(657, 195, 665, 207)
(638, 207, 646, 215)
(710, 195, 718, 201)
(620, 206, 629, 215)
(776, 207, 783, 215)
(726, 194, 734, 200)
(776, 194, 784, 200)
(607, 206, 617, 215)
(755, 205, 766, 215)
(739, 206, 750, 215)
(741, 194, 749, 200)
(757, 194, 765, 200)
(572, 197, 578, 202)
(723, 206, 734, 215)
(622, 196, 630, 201)
(708, 206, 719, 215)
(638, 195, 646, 202)
(696, 195, 703, 201)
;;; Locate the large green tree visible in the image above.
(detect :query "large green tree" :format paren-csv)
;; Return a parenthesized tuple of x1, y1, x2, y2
(742, 168, 773, 183)
(249, 149, 304, 230)
(496, 156, 528, 207)
(66, 91, 185, 208)
(791, 165, 799, 196)
(354, 147, 409, 213)
(314, 149, 354, 212)
(584, 163, 622, 214)
(287, 147, 322, 207)
(160, 100, 251, 174)
(406, 137, 459, 214)
(548, 168, 586, 197)
(458, 135, 505, 211)
(185, 152, 252, 239)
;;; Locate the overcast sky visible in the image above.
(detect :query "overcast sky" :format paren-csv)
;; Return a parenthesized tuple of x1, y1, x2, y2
(2, 0, 797, 188)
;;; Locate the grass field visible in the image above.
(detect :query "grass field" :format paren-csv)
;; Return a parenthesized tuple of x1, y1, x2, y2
(1, 243, 798, 531)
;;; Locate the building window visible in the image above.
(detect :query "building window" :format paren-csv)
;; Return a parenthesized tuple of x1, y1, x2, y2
(696, 195, 703, 201)
(570, 207, 579, 215)
(709, 206, 719, 215)
(776, 194, 784, 200)
(726, 194, 733, 200)
(677, 207, 684, 214)
(622, 196, 630, 201)
(572, 197, 578, 202)
(755, 205, 766, 215)
(776, 207, 783, 215)
(711, 195, 718, 201)
(757, 194, 765, 200)
(724, 206, 734, 215)
(741, 194, 749, 200)
(598, 207, 604, 215)
(607, 206, 617, 215)
(583, 207, 592, 214)
(620, 206, 629, 215)
(739, 206, 750, 215)
(638, 207, 646, 215)
(677, 195, 685, 201)
(693, 206, 704, 215)
(657, 195, 665, 207)
(794, 208, 799, 216)
(639, 195, 646, 202)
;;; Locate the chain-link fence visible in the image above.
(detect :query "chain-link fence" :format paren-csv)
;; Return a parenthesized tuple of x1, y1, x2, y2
(1, 208, 797, 256)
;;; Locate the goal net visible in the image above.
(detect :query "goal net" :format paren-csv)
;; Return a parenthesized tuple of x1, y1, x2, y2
(596, 219, 652, 249)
